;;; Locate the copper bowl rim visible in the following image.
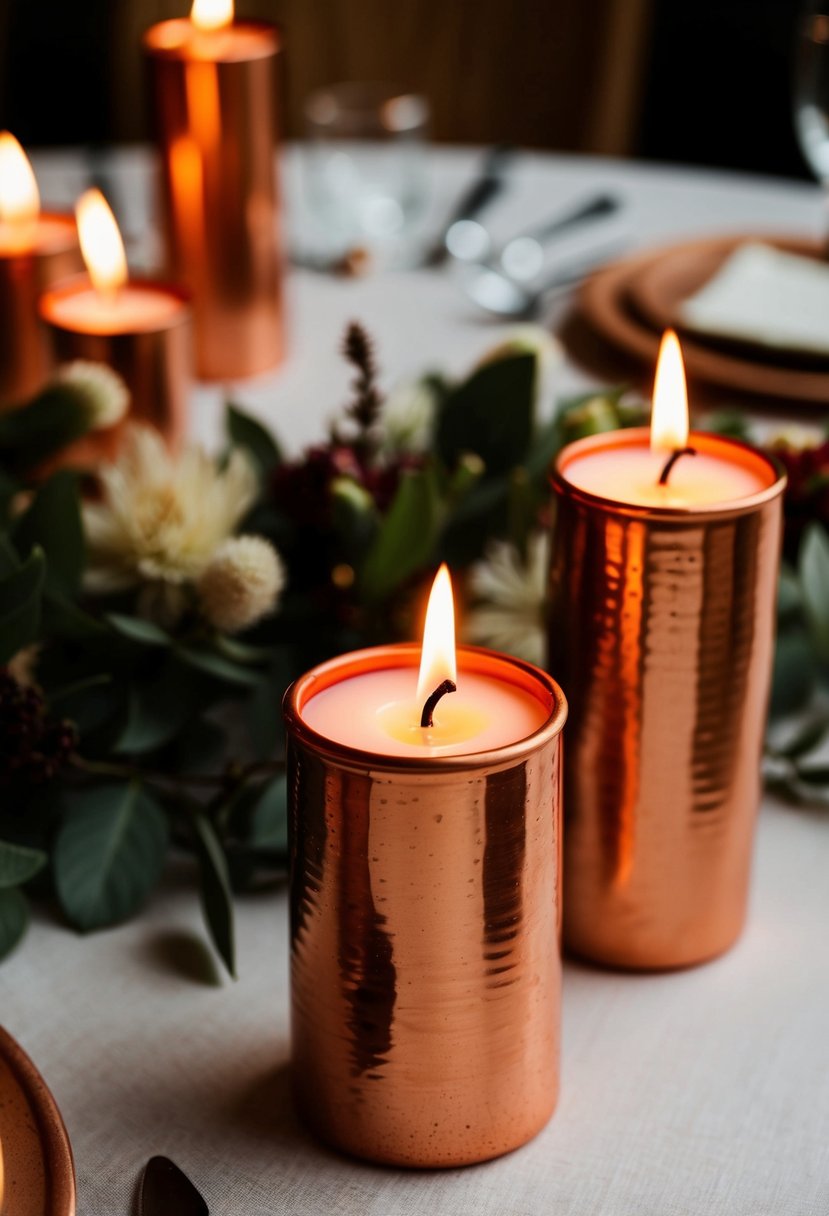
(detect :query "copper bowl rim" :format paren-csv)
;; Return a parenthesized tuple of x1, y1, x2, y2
(283, 642, 567, 774)
(0, 212, 78, 261)
(142, 17, 281, 61)
(39, 275, 192, 335)
(551, 427, 786, 521)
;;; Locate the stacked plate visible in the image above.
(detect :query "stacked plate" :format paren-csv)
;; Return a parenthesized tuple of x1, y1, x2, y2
(578, 235, 829, 405)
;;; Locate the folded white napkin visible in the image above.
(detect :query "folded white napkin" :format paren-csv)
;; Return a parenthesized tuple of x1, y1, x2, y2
(679, 241, 829, 357)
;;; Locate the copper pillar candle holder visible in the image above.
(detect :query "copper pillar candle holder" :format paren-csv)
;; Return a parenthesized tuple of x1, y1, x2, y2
(548, 429, 786, 970)
(284, 643, 567, 1168)
(39, 278, 192, 452)
(143, 19, 284, 381)
(0, 217, 82, 409)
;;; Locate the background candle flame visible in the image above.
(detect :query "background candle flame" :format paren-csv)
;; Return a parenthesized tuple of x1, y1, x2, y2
(76, 188, 127, 298)
(0, 131, 40, 225)
(191, 0, 234, 31)
(650, 328, 690, 454)
(416, 564, 457, 704)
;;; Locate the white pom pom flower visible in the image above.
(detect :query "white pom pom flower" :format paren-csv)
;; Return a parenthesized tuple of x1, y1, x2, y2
(197, 535, 285, 634)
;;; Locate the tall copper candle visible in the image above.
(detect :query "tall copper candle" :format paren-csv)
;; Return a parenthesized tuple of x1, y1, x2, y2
(548, 337, 785, 970)
(143, 1, 283, 381)
(0, 132, 82, 409)
(284, 637, 566, 1168)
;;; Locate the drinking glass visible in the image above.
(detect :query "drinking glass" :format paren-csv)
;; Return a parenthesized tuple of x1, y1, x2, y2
(302, 83, 430, 268)
(794, 0, 829, 243)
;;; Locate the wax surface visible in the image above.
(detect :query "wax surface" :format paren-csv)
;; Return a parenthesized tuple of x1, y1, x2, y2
(0, 215, 76, 258)
(562, 440, 769, 507)
(42, 284, 186, 334)
(144, 19, 277, 61)
(301, 666, 548, 757)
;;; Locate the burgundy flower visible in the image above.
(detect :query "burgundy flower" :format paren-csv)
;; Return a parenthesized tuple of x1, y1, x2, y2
(0, 671, 76, 790)
(768, 438, 829, 560)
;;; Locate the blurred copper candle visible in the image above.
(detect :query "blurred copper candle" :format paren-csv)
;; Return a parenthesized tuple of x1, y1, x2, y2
(0, 132, 83, 409)
(284, 567, 567, 1168)
(39, 189, 191, 450)
(143, 0, 283, 381)
(548, 332, 786, 970)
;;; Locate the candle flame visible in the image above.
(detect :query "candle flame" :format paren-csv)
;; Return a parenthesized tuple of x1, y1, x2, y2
(191, 0, 233, 31)
(76, 188, 127, 297)
(0, 131, 40, 225)
(416, 564, 457, 704)
(650, 329, 689, 454)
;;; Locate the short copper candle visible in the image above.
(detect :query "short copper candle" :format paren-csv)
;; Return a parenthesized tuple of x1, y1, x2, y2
(284, 631, 566, 1167)
(143, 0, 284, 381)
(0, 132, 82, 409)
(39, 190, 191, 451)
(548, 334, 786, 970)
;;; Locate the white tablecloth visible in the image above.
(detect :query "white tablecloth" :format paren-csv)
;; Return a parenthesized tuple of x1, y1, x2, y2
(5, 146, 829, 1216)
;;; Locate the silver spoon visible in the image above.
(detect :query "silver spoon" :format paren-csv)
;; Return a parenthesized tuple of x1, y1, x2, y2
(459, 240, 625, 318)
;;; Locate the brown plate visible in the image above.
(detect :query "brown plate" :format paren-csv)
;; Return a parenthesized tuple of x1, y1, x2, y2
(579, 238, 829, 404)
(0, 1026, 76, 1216)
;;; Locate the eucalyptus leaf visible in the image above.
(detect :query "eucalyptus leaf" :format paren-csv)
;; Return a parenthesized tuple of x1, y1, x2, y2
(191, 813, 236, 978)
(0, 385, 92, 471)
(777, 564, 802, 621)
(774, 717, 829, 760)
(769, 630, 817, 719)
(436, 352, 535, 477)
(115, 668, 203, 755)
(176, 647, 264, 687)
(54, 783, 169, 931)
(360, 464, 441, 600)
(0, 888, 29, 960)
(227, 403, 282, 479)
(249, 775, 288, 851)
(107, 614, 172, 648)
(794, 765, 829, 786)
(0, 547, 45, 665)
(12, 472, 84, 594)
(0, 840, 47, 889)
(799, 525, 829, 658)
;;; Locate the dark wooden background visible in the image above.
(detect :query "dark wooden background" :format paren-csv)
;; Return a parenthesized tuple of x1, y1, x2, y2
(0, 0, 810, 179)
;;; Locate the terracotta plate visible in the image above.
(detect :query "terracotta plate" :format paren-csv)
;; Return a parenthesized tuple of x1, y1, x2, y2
(579, 237, 829, 404)
(0, 1026, 76, 1216)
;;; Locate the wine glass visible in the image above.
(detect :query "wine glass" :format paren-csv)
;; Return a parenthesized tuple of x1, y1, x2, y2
(794, 0, 829, 246)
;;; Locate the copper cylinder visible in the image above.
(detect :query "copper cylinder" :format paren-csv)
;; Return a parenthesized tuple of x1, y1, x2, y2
(39, 277, 191, 454)
(0, 215, 82, 409)
(548, 429, 786, 970)
(284, 643, 567, 1168)
(143, 19, 283, 381)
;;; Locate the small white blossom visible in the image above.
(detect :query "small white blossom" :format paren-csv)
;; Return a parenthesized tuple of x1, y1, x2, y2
(382, 379, 438, 454)
(197, 535, 285, 634)
(465, 532, 550, 667)
(56, 361, 129, 430)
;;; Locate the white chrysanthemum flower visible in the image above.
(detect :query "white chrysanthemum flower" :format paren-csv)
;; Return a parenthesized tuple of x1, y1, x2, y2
(56, 361, 129, 430)
(83, 424, 257, 598)
(382, 379, 438, 455)
(197, 535, 285, 634)
(464, 532, 550, 667)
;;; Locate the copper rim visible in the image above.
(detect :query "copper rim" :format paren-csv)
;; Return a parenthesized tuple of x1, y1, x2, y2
(284, 642, 568, 774)
(39, 276, 192, 336)
(142, 18, 281, 61)
(552, 427, 787, 521)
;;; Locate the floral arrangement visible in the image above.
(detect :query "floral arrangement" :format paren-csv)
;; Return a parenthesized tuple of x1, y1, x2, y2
(1, 327, 827, 975)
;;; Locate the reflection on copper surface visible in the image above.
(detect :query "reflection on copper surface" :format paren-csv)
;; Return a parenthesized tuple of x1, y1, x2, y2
(549, 433, 785, 969)
(286, 645, 566, 1167)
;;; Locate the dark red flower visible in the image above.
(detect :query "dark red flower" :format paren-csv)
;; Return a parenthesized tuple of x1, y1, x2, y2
(0, 670, 76, 791)
(768, 438, 829, 561)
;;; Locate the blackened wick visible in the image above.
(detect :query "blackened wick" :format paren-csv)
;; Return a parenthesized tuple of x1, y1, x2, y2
(658, 445, 697, 486)
(420, 679, 457, 728)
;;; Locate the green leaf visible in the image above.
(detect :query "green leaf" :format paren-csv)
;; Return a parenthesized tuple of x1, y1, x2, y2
(115, 676, 201, 755)
(107, 614, 172, 647)
(360, 464, 441, 600)
(192, 813, 236, 978)
(436, 352, 536, 477)
(769, 630, 816, 719)
(0, 840, 47, 889)
(249, 775, 288, 850)
(799, 525, 829, 658)
(0, 888, 29, 960)
(226, 403, 282, 479)
(54, 783, 169, 931)
(12, 471, 84, 594)
(0, 385, 91, 471)
(777, 563, 802, 621)
(794, 765, 829, 787)
(0, 547, 45, 664)
(775, 717, 829, 760)
(176, 647, 263, 686)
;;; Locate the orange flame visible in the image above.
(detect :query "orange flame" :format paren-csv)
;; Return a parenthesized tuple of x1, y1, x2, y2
(75, 188, 127, 297)
(191, 0, 233, 31)
(416, 564, 457, 703)
(650, 329, 689, 454)
(0, 131, 40, 226)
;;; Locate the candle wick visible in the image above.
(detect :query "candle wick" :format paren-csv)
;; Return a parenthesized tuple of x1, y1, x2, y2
(420, 679, 456, 728)
(658, 445, 697, 486)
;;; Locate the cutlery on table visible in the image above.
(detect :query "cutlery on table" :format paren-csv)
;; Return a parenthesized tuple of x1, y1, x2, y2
(459, 240, 626, 319)
(495, 191, 621, 280)
(423, 143, 515, 267)
(140, 1155, 209, 1216)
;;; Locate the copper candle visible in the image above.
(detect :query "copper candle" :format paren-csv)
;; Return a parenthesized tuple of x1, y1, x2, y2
(284, 634, 566, 1168)
(0, 132, 82, 409)
(548, 337, 785, 970)
(143, 1, 283, 381)
(39, 190, 191, 451)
